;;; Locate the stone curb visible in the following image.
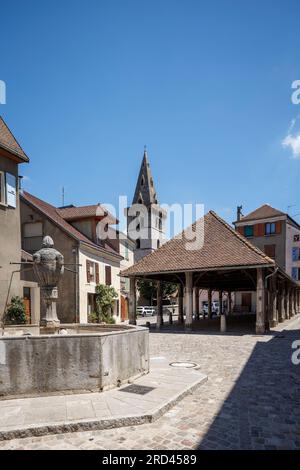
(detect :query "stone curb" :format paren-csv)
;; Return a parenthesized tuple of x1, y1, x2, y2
(0, 375, 207, 441)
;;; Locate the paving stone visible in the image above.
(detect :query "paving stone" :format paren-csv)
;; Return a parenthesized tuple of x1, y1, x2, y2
(0, 315, 299, 449)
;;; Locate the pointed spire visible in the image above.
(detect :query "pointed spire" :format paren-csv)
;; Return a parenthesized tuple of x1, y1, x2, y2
(132, 148, 158, 206)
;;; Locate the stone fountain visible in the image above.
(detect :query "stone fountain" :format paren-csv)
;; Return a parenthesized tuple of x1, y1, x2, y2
(33, 235, 64, 329)
(0, 235, 149, 397)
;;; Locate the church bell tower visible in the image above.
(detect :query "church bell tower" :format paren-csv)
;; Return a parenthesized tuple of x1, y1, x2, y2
(127, 148, 166, 263)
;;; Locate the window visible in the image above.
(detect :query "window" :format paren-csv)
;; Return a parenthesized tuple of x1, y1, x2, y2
(0, 171, 5, 204)
(86, 260, 99, 284)
(292, 267, 300, 280)
(136, 239, 140, 249)
(105, 265, 112, 285)
(157, 240, 160, 249)
(23, 222, 43, 252)
(244, 225, 254, 237)
(265, 222, 276, 235)
(292, 247, 300, 261)
(264, 244, 276, 259)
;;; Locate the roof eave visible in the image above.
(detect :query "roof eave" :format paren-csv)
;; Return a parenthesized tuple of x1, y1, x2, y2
(121, 262, 275, 278)
(0, 144, 29, 163)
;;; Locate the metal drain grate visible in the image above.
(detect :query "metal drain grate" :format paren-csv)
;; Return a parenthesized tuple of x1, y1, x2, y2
(120, 384, 155, 395)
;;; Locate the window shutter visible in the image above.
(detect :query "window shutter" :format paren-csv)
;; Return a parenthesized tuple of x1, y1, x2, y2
(258, 224, 265, 236)
(95, 263, 99, 284)
(86, 260, 91, 283)
(105, 266, 112, 285)
(6, 173, 17, 208)
(264, 244, 275, 259)
(275, 221, 281, 234)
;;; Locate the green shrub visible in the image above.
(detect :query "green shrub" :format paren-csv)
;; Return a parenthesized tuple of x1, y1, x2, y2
(5, 296, 27, 325)
(95, 284, 118, 324)
(88, 311, 99, 323)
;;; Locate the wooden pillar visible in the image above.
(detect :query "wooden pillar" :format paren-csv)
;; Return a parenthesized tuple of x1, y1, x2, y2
(293, 289, 297, 316)
(286, 287, 290, 319)
(278, 287, 284, 323)
(129, 277, 137, 325)
(156, 280, 163, 330)
(195, 287, 200, 320)
(289, 288, 293, 318)
(228, 291, 232, 315)
(185, 272, 193, 329)
(219, 290, 226, 332)
(281, 286, 286, 321)
(297, 290, 300, 314)
(207, 288, 212, 319)
(270, 275, 278, 328)
(256, 268, 266, 334)
(178, 284, 184, 324)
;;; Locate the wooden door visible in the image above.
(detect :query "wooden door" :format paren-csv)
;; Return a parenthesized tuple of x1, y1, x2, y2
(241, 293, 252, 312)
(121, 296, 128, 321)
(23, 287, 31, 323)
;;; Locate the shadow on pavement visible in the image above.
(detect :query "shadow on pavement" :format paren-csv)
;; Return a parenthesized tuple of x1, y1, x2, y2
(197, 327, 300, 449)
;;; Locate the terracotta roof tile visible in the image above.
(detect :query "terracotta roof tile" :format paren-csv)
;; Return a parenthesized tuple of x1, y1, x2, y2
(0, 117, 29, 162)
(57, 205, 118, 224)
(21, 191, 122, 259)
(237, 204, 286, 222)
(121, 211, 275, 276)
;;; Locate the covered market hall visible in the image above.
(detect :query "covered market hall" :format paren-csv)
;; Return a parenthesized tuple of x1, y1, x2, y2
(121, 211, 300, 334)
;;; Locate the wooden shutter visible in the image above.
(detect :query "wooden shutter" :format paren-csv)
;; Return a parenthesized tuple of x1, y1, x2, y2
(105, 265, 112, 285)
(95, 263, 99, 284)
(237, 226, 244, 236)
(257, 223, 265, 237)
(86, 260, 91, 283)
(264, 244, 276, 259)
(275, 221, 282, 234)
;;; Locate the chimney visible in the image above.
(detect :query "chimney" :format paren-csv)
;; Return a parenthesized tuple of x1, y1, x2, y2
(237, 205, 243, 221)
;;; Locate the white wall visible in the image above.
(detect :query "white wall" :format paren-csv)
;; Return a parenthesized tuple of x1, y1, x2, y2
(286, 221, 300, 278)
(78, 247, 121, 323)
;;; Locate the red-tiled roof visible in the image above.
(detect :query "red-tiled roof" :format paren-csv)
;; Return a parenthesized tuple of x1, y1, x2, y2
(21, 191, 122, 259)
(236, 204, 286, 223)
(121, 211, 275, 276)
(0, 117, 29, 162)
(57, 205, 118, 224)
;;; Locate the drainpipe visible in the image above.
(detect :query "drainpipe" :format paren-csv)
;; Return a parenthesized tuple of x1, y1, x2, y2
(264, 267, 279, 289)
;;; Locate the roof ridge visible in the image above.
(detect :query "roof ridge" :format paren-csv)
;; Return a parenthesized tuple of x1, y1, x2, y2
(209, 210, 275, 264)
(21, 192, 122, 259)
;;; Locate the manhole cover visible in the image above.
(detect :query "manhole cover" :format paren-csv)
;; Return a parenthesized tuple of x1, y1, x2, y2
(119, 384, 155, 395)
(169, 361, 198, 369)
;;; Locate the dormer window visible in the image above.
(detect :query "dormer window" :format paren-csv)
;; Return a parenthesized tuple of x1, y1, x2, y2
(141, 175, 145, 186)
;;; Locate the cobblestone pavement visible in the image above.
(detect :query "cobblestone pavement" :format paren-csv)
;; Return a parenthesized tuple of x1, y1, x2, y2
(0, 316, 299, 450)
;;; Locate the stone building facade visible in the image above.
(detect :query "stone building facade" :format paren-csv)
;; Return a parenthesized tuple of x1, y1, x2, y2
(0, 117, 39, 324)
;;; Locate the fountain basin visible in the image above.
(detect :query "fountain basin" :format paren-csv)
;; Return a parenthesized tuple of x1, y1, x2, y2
(0, 324, 149, 398)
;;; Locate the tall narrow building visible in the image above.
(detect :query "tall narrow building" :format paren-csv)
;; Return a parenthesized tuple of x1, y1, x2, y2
(128, 149, 166, 263)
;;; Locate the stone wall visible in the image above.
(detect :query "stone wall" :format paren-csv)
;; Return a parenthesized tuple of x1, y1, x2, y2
(0, 326, 149, 397)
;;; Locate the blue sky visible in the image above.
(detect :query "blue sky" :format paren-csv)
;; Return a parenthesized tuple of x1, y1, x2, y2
(1, 0, 300, 224)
